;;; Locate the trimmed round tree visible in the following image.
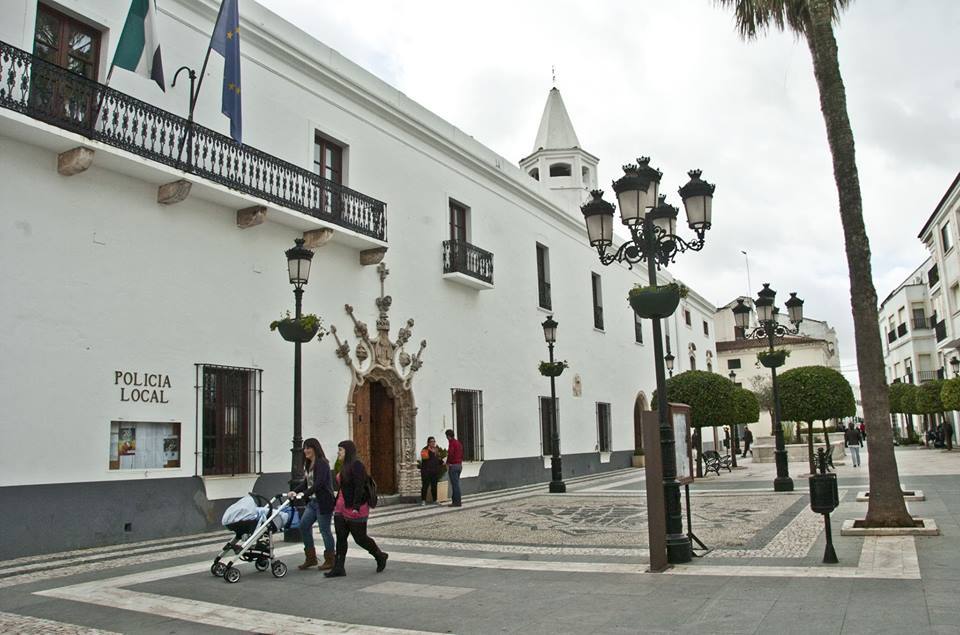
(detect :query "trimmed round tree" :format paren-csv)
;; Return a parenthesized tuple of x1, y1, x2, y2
(916, 379, 947, 442)
(941, 377, 960, 411)
(778, 366, 856, 473)
(733, 387, 760, 426)
(888, 382, 917, 442)
(652, 370, 737, 477)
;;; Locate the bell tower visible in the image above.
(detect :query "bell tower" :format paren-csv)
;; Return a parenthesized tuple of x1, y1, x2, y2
(519, 87, 599, 215)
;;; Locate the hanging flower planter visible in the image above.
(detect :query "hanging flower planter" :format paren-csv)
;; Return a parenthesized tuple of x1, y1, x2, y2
(627, 283, 685, 319)
(539, 360, 569, 377)
(270, 312, 325, 343)
(757, 349, 789, 368)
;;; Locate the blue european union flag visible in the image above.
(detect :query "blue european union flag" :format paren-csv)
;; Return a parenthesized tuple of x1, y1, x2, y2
(211, 0, 241, 143)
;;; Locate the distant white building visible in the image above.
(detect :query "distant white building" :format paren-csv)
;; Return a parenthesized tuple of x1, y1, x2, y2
(714, 295, 840, 436)
(0, 0, 719, 557)
(918, 172, 960, 370)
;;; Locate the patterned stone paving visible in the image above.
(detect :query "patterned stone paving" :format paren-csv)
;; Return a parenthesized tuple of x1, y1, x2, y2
(0, 610, 120, 634)
(375, 493, 798, 548)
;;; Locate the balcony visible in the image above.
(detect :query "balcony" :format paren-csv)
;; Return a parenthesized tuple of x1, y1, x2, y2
(929, 265, 940, 288)
(897, 322, 908, 337)
(441, 239, 493, 289)
(936, 320, 947, 342)
(887, 330, 897, 344)
(0, 40, 386, 242)
(917, 370, 938, 383)
(913, 317, 930, 330)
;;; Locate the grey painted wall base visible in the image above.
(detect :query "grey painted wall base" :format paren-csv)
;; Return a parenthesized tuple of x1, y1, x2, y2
(2, 451, 632, 559)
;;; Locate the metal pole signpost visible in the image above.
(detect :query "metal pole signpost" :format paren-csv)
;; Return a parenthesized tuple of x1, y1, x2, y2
(581, 159, 715, 565)
(542, 315, 566, 494)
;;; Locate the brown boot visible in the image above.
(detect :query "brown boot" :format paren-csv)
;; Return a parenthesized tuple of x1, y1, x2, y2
(298, 547, 318, 570)
(318, 550, 335, 571)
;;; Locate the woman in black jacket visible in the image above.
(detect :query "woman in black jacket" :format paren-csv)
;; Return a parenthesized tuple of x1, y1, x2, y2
(288, 438, 336, 571)
(325, 440, 388, 578)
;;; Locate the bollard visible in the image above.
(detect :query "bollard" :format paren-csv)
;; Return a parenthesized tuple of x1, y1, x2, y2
(808, 448, 839, 564)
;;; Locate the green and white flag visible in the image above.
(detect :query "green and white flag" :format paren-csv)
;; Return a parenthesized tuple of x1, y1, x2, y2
(111, 0, 165, 90)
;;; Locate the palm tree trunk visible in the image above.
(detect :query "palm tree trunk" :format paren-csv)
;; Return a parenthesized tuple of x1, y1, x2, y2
(804, 0, 911, 526)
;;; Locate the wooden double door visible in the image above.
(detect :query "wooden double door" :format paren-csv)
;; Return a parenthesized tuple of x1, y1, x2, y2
(352, 380, 397, 494)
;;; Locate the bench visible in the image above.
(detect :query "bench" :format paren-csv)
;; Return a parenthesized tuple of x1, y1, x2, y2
(702, 450, 733, 476)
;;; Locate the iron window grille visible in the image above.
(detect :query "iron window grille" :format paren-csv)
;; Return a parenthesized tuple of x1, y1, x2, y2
(538, 396, 559, 456)
(195, 364, 262, 476)
(450, 388, 484, 461)
(597, 402, 612, 452)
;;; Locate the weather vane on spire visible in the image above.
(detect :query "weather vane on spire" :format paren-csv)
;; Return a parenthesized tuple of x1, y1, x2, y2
(551, 65, 556, 87)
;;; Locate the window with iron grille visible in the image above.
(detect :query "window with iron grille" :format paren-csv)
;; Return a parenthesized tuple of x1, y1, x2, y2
(703, 320, 709, 337)
(196, 364, 262, 476)
(684, 309, 692, 327)
(451, 389, 484, 461)
(634, 311, 643, 343)
(592, 272, 604, 330)
(727, 358, 741, 369)
(539, 396, 558, 456)
(597, 402, 612, 452)
(536, 243, 551, 309)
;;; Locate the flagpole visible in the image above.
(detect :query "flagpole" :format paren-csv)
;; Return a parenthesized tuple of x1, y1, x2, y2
(172, 0, 228, 167)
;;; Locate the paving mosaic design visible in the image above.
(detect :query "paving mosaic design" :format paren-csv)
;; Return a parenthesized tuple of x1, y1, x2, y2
(376, 494, 797, 547)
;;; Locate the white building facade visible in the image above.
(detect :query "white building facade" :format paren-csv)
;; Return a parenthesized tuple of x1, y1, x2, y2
(918, 172, 960, 372)
(0, 0, 719, 557)
(714, 297, 840, 436)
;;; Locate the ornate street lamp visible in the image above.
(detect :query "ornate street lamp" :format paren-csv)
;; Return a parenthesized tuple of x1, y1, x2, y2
(284, 238, 314, 539)
(541, 315, 565, 493)
(951, 357, 959, 377)
(732, 284, 804, 492)
(581, 157, 715, 565)
(728, 370, 737, 381)
(664, 352, 675, 378)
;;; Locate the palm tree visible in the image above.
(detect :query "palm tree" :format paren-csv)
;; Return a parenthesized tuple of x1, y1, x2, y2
(717, 0, 912, 527)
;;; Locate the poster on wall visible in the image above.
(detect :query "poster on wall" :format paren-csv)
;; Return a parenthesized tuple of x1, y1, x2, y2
(163, 436, 180, 462)
(118, 426, 137, 456)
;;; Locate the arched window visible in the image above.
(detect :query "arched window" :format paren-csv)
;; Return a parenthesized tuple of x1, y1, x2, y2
(549, 163, 571, 177)
(690, 356, 697, 371)
(529, 167, 540, 181)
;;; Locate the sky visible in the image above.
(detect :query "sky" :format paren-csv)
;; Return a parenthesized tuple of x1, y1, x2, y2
(256, 0, 959, 384)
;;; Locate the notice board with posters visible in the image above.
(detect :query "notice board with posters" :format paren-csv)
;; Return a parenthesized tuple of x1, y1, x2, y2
(669, 403, 694, 485)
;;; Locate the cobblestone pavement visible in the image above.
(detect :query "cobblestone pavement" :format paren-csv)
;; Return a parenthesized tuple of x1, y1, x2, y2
(1, 447, 958, 634)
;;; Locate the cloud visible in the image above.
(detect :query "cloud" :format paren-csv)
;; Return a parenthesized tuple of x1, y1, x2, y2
(256, 0, 958, 381)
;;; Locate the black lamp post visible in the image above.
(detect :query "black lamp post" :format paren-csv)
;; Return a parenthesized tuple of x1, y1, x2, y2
(284, 238, 314, 540)
(580, 158, 715, 565)
(664, 352, 675, 378)
(542, 315, 566, 493)
(732, 284, 804, 492)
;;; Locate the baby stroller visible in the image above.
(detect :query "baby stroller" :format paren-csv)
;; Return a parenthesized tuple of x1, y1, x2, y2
(210, 492, 301, 584)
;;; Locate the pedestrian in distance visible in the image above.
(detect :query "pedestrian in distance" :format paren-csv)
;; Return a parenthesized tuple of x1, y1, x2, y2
(287, 438, 336, 571)
(445, 429, 463, 507)
(858, 421, 867, 440)
(741, 426, 753, 458)
(324, 440, 388, 578)
(419, 436, 442, 505)
(844, 422, 863, 467)
(723, 426, 730, 452)
(944, 419, 955, 451)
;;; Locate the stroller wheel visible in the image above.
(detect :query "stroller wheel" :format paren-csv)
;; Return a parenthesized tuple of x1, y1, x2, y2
(271, 561, 288, 578)
(224, 566, 241, 584)
(211, 562, 227, 577)
(255, 558, 270, 572)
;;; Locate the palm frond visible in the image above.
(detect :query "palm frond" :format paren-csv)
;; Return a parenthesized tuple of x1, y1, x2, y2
(715, 0, 853, 40)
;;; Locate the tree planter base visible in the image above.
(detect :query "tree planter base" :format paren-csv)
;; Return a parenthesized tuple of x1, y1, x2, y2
(631, 455, 645, 468)
(856, 489, 925, 502)
(840, 518, 938, 536)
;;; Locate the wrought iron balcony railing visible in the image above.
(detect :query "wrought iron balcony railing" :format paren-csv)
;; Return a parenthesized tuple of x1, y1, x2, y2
(0, 40, 386, 241)
(887, 329, 897, 344)
(442, 239, 493, 285)
(897, 322, 908, 337)
(913, 317, 930, 330)
(917, 370, 939, 383)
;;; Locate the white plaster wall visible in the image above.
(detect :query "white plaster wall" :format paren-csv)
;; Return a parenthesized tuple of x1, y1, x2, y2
(0, 0, 721, 487)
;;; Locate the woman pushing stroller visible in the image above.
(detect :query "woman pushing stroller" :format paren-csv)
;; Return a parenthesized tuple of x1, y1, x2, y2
(324, 440, 388, 578)
(287, 438, 336, 571)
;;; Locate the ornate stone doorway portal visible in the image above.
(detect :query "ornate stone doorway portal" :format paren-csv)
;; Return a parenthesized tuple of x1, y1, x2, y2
(330, 263, 426, 497)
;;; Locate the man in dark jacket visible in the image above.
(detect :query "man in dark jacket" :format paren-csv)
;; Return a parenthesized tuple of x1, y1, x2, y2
(844, 423, 863, 467)
(741, 426, 754, 457)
